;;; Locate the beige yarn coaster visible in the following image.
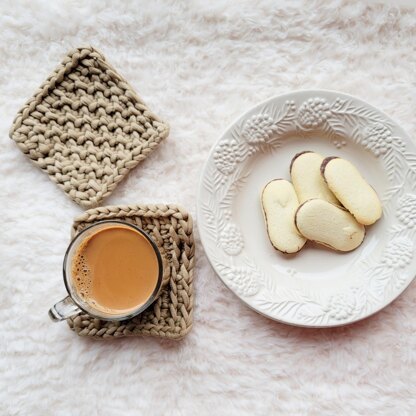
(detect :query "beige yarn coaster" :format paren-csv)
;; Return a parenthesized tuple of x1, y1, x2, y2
(67, 204, 194, 340)
(9, 46, 169, 208)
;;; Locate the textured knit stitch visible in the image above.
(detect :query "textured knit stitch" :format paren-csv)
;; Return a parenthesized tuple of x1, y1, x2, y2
(9, 46, 169, 208)
(67, 204, 194, 339)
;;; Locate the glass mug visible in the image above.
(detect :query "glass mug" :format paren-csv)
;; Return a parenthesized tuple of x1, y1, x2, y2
(49, 220, 163, 322)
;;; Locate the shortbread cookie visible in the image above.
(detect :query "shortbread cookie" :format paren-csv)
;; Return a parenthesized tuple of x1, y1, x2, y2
(290, 151, 339, 204)
(261, 179, 306, 254)
(321, 157, 382, 225)
(295, 199, 365, 252)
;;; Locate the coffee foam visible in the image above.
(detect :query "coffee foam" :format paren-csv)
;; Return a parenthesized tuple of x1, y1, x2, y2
(72, 249, 92, 299)
(72, 241, 114, 314)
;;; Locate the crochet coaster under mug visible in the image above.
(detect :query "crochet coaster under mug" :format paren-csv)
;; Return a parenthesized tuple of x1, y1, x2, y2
(9, 46, 169, 208)
(67, 204, 194, 340)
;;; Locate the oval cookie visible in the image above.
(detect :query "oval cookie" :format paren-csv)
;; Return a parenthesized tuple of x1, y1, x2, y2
(290, 151, 339, 204)
(295, 199, 365, 252)
(261, 179, 306, 254)
(321, 157, 382, 225)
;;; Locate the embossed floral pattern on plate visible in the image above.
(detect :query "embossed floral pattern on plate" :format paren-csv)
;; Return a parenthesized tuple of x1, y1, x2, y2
(197, 90, 416, 327)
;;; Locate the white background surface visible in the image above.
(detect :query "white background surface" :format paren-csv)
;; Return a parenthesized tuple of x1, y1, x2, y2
(1, 0, 416, 414)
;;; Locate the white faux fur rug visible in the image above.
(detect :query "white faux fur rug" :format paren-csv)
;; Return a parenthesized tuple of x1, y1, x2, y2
(2, 0, 416, 414)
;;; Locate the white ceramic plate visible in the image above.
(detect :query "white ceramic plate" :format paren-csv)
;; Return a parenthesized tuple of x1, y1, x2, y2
(197, 90, 416, 327)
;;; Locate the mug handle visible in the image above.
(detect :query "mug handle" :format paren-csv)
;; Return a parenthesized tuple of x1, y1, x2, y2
(48, 296, 81, 322)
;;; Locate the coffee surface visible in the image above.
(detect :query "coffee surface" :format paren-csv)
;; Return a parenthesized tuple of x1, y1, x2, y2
(72, 225, 159, 315)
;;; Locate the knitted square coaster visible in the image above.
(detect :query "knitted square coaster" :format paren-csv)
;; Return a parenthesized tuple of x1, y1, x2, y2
(9, 46, 169, 208)
(67, 204, 194, 340)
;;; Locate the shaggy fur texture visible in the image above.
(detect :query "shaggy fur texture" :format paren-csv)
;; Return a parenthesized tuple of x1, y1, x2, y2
(1, 0, 416, 414)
